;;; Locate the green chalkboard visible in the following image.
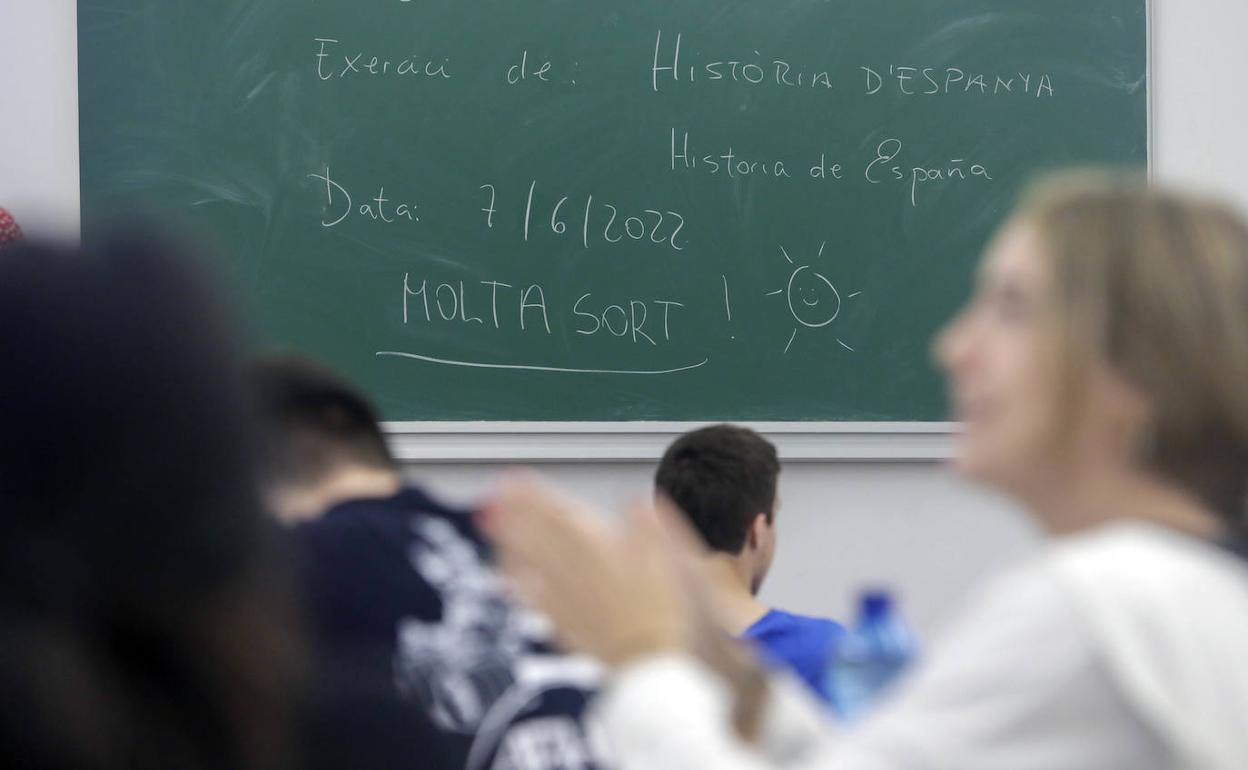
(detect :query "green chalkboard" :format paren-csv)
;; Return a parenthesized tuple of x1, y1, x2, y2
(79, 0, 1148, 421)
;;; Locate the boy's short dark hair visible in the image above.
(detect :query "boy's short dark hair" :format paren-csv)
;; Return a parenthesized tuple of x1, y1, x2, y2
(655, 425, 780, 554)
(249, 355, 396, 487)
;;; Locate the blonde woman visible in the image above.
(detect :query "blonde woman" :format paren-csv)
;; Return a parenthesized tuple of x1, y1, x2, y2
(483, 174, 1248, 770)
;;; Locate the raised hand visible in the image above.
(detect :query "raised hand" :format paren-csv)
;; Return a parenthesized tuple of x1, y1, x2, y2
(480, 473, 690, 666)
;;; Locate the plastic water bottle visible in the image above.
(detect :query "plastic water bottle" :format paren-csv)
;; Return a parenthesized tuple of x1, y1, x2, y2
(824, 590, 917, 721)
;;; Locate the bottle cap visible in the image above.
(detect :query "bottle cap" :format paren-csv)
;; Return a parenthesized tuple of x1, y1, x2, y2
(860, 589, 894, 620)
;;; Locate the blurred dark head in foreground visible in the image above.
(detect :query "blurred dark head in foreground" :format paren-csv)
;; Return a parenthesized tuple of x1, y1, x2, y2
(0, 233, 299, 770)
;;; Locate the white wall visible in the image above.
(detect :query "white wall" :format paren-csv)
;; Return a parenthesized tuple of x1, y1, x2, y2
(0, 0, 79, 237)
(3, 0, 1246, 636)
(1150, 0, 1248, 203)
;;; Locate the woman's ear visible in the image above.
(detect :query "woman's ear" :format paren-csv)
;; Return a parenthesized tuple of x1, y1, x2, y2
(1092, 365, 1156, 461)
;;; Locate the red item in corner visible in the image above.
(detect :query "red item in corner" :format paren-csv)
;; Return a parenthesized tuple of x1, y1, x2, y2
(0, 208, 23, 247)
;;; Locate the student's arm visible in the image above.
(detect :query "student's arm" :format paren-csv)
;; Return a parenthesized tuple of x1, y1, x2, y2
(484, 478, 1150, 768)
(599, 654, 840, 770)
(598, 563, 1151, 770)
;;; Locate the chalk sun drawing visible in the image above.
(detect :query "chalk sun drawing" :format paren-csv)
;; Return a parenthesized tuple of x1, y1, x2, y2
(765, 241, 861, 354)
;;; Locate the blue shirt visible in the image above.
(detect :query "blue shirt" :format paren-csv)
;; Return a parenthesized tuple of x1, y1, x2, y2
(742, 609, 844, 702)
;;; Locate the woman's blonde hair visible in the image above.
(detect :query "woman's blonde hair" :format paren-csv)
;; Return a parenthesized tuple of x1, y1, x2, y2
(1015, 171, 1248, 526)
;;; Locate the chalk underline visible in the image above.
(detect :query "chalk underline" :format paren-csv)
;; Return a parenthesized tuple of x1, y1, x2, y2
(376, 350, 710, 375)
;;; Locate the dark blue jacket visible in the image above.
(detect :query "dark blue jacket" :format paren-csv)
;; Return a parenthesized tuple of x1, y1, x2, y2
(292, 487, 602, 770)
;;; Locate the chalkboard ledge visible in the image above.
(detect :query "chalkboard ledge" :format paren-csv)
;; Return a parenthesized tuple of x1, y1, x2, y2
(383, 422, 956, 464)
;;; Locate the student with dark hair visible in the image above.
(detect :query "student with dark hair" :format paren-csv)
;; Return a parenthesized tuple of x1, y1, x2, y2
(656, 424, 843, 700)
(250, 356, 604, 770)
(251, 356, 401, 525)
(0, 234, 300, 770)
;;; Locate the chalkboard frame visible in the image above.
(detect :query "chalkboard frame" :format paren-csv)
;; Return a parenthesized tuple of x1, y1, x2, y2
(385, 421, 957, 462)
(379, 0, 1153, 462)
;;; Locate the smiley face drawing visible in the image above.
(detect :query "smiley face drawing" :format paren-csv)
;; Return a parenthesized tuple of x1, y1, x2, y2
(787, 265, 841, 328)
(766, 242, 861, 354)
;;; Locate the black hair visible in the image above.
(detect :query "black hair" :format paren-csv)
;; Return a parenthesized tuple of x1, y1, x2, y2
(0, 233, 299, 770)
(654, 425, 780, 554)
(248, 356, 396, 490)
